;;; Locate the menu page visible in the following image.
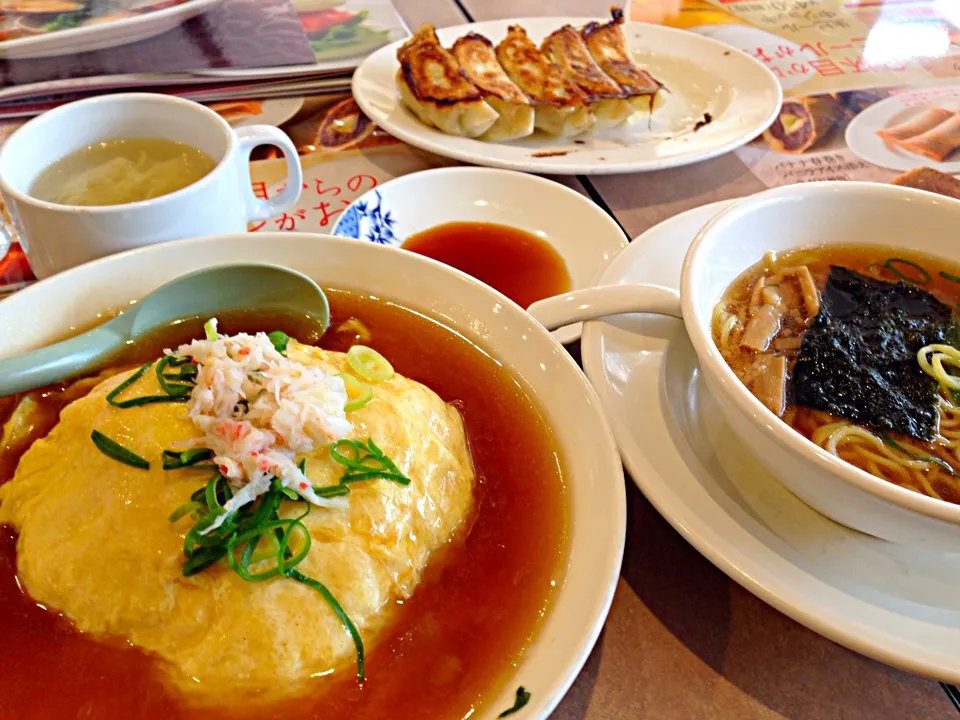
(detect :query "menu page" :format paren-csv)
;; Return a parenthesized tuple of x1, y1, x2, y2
(293, 0, 407, 71)
(645, 0, 960, 186)
(0, 0, 316, 87)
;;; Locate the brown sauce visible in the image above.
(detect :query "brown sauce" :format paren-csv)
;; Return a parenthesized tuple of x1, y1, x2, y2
(402, 221, 572, 308)
(0, 289, 568, 720)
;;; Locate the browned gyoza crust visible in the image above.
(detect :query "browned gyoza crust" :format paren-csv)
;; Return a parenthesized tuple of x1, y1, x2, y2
(581, 7, 661, 97)
(495, 24, 595, 137)
(397, 23, 483, 106)
(452, 32, 529, 104)
(395, 23, 499, 137)
(495, 24, 587, 108)
(451, 31, 535, 141)
(541, 22, 636, 130)
(540, 24, 624, 100)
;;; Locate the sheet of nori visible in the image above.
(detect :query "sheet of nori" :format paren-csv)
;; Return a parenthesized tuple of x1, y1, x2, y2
(792, 266, 954, 441)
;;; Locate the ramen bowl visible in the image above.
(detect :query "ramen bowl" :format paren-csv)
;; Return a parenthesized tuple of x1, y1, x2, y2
(531, 181, 960, 549)
(0, 232, 624, 719)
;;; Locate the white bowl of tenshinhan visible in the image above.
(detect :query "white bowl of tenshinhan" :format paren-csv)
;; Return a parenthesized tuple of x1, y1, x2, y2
(0, 233, 624, 719)
(530, 181, 960, 550)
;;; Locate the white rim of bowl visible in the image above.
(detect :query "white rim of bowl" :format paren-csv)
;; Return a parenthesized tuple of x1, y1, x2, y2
(0, 92, 237, 214)
(681, 180, 960, 527)
(332, 165, 629, 245)
(0, 231, 626, 719)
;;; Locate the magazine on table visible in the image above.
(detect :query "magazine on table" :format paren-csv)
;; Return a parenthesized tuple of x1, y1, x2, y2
(0, 0, 407, 116)
(647, 0, 960, 187)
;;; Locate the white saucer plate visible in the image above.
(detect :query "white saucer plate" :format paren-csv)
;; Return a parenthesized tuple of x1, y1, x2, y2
(351, 18, 782, 175)
(332, 167, 628, 344)
(846, 89, 960, 174)
(581, 200, 960, 682)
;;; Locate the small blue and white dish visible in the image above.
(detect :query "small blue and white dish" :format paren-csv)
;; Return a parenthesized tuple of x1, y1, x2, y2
(333, 189, 399, 247)
(332, 166, 629, 343)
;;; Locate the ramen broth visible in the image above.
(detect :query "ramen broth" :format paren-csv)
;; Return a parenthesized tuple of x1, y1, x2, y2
(0, 292, 568, 719)
(713, 245, 960, 504)
(30, 137, 216, 206)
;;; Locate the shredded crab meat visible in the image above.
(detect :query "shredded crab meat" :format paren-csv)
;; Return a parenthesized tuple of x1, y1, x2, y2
(172, 320, 353, 533)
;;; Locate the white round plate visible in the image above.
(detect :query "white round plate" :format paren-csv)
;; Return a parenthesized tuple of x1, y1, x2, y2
(846, 88, 960, 173)
(581, 200, 960, 682)
(351, 18, 783, 175)
(331, 167, 628, 344)
(687, 24, 808, 92)
(0, 0, 223, 59)
(226, 96, 304, 128)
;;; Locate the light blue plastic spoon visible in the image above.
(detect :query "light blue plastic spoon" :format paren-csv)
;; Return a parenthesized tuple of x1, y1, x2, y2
(0, 263, 330, 397)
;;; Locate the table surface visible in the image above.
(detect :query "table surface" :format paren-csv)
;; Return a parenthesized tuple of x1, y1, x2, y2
(387, 0, 958, 718)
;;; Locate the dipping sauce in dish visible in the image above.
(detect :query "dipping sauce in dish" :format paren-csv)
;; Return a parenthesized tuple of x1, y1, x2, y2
(402, 221, 572, 308)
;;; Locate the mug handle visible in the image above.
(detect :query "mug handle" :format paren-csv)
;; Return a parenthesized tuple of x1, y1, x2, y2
(527, 284, 683, 331)
(234, 125, 304, 220)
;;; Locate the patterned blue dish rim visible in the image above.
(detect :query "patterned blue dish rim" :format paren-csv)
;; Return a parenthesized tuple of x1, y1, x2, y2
(331, 190, 399, 246)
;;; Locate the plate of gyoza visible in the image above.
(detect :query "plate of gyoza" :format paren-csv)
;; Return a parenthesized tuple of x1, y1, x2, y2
(351, 8, 783, 175)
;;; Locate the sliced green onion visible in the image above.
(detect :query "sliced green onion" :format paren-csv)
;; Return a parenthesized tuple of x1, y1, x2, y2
(498, 687, 532, 717)
(267, 330, 291, 355)
(106, 361, 190, 408)
(162, 447, 214, 470)
(174, 463, 376, 682)
(880, 432, 958, 477)
(182, 544, 228, 576)
(346, 345, 394, 382)
(110, 394, 187, 408)
(277, 511, 312, 572)
(90, 430, 149, 469)
(339, 372, 373, 411)
(244, 532, 281, 565)
(156, 355, 194, 397)
(204, 473, 233, 513)
(286, 567, 365, 681)
(330, 438, 410, 485)
(226, 520, 289, 582)
(204, 318, 218, 341)
(106, 362, 149, 403)
(313, 484, 351, 498)
(884, 258, 931, 284)
(941, 270, 960, 284)
(298, 456, 351, 497)
(163, 362, 197, 382)
(168, 501, 204, 523)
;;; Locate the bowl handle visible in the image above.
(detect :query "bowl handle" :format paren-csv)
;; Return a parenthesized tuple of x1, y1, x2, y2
(527, 284, 682, 331)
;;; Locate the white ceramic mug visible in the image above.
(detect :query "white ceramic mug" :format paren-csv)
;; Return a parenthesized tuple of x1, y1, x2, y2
(0, 92, 303, 279)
